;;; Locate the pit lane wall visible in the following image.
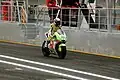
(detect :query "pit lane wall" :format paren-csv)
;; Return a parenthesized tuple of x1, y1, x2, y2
(0, 22, 120, 57)
(39, 26, 120, 57)
(0, 22, 25, 42)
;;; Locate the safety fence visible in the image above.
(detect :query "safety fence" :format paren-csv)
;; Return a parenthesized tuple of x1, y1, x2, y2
(34, 6, 120, 33)
(1, 5, 120, 32)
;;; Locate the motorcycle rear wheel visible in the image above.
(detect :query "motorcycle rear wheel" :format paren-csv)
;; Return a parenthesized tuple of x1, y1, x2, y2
(42, 41, 50, 57)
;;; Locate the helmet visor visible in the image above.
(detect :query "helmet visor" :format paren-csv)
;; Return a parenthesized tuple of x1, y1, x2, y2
(56, 21, 60, 25)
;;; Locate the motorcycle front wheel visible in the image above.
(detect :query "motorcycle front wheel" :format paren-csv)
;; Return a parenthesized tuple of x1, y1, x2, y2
(55, 43, 67, 59)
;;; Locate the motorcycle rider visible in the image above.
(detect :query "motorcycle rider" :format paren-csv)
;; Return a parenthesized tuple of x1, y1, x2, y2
(46, 17, 61, 47)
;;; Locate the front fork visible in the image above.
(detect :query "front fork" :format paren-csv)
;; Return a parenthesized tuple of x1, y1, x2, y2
(58, 43, 66, 52)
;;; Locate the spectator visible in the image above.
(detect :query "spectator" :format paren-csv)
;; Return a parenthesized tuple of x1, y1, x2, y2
(46, 0, 59, 23)
(62, 0, 80, 6)
(61, 0, 80, 26)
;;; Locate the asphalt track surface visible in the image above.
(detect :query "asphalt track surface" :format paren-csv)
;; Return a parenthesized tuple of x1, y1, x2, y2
(0, 42, 120, 80)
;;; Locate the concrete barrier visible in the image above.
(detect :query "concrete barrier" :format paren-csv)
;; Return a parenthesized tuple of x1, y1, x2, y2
(0, 22, 120, 57)
(39, 26, 120, 57)
(0, 22, 25, 42)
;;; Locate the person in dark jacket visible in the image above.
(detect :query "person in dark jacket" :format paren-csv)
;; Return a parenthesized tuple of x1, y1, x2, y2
(61, 0, 80, 26)
(46, 0, 60, 23)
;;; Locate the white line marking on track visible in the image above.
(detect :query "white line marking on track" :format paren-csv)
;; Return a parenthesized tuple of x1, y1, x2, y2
(5, 67, 23, 71)
(0, 60, 88, 80)
(0, 55, 119, 80)
(46, 79, 67, 80)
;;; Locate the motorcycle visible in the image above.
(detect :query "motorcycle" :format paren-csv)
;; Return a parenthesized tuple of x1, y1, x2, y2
(42, 29, 67, 59)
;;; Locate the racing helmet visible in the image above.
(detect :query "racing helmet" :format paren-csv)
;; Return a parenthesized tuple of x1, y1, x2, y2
(54, 18, 60, 26)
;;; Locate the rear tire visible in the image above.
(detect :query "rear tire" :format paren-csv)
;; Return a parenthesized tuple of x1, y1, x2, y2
(42, 41, 50, 57)
(55, 43, 67, 59)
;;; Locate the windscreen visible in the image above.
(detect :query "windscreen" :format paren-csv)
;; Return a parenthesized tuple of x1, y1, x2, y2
(57, 29, 65, 35)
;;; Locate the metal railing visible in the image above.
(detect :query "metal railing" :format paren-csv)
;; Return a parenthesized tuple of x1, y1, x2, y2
(1, 5, 120, 33)
(35, 6, 48, 27)
(0, 5, 27, 23)
(35, 6, 120, 33)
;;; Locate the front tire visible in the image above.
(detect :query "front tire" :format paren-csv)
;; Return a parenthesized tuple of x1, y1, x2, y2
(55, 43, 67, 59)
(42, 41, 50, 57)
